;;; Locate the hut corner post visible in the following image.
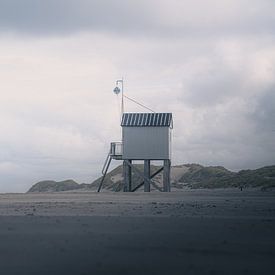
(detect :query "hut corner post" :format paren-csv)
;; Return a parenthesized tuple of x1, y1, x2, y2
(122, 159, 171, 192)
(123, 160, 132, 192)
(163, 159, 171, 192)
(144, 160, 151, 192)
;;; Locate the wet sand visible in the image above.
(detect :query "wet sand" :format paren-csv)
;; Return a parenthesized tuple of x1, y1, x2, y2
(0, 189, 274, 275)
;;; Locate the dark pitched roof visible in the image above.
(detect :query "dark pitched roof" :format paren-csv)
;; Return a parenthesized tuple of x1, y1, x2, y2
(121, 113, 173, 127)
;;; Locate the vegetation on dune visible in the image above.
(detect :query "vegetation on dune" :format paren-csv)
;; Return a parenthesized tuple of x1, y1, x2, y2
(90, 164, 161, 192)
(27, 164, 275, 193)
(181, 164, 275, 189)
(28, 180, 88, 193)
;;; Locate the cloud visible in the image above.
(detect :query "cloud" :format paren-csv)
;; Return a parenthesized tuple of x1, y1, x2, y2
(0, 0, 155, 36)
(249, 86, 275, 134)
(0, 1, 275, 191)
(0, 0, 274, 37)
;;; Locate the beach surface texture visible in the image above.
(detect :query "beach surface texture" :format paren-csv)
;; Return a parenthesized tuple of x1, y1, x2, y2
(0, 189, 274, 275)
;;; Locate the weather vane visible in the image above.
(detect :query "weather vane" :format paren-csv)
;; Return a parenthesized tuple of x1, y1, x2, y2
(113, 78, 124, 119)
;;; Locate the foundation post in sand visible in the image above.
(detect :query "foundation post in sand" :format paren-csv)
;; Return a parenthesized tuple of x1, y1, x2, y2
(123, 160, 132, 192)
(144, 160, 151, 192)
(163, 159, 171, 192)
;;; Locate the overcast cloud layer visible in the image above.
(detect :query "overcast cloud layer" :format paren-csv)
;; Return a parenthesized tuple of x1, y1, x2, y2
(0, 0, 274, 192)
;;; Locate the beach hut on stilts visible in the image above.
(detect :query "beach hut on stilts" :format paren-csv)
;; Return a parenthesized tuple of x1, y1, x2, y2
(97, 79, 173, 192)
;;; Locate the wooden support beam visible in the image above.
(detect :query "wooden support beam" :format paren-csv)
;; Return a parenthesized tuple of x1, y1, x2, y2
(144, 160, 150, 192)
(123, 160, 132, 192)
(128, 160, 132, 192)
(131, 167, 164, 192)
(123, 160, 127, 192)
(125, 160, 151, 191)
(163, 159, 171, 192)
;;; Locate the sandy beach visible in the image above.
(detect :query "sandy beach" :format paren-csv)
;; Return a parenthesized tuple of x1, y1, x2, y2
(0, 189, 274, 275)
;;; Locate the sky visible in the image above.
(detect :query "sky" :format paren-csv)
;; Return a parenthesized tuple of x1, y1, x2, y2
(0, 0, 275, 192)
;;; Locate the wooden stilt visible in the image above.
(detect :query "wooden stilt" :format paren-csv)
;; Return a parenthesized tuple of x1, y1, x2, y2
(124, 159, 171, 193)
(123, 160, 132, 192)
(131, 167, 164, 192)
(128, 160, 132, 192)
(123, 160, 128, 192)
(163, 159, 171, 192)
(144, 160, 151, 192)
